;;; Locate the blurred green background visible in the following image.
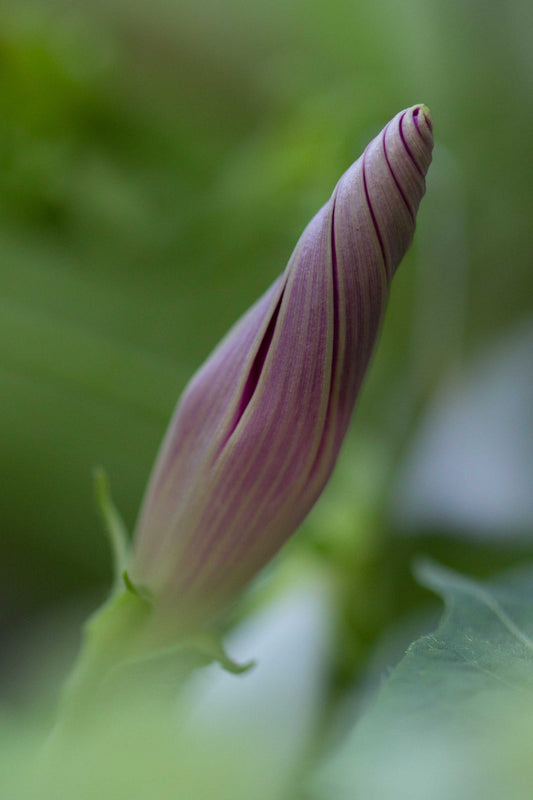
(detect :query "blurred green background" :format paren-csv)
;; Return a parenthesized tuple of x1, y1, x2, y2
(2, 0, 533, 700)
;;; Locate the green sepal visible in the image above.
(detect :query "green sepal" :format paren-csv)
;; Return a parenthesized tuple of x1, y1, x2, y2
(53, 592, 254, 742)
(122, 569, 153, 605)
(54, 588, 153, 733)
(54, 468, 254, 736)
(180, 630, 256, 675)
(100, 627, 255, 690)
(93, 466, 130, 589)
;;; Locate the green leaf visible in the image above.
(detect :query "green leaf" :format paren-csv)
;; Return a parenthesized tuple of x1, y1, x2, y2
(312, 560, 533, 800)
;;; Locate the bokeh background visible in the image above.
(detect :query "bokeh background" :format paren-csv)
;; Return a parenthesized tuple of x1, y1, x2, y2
(2, 0, 533, 716)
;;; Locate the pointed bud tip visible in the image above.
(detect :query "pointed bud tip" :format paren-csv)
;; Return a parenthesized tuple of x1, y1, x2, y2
(411, 103, 433, 147)
(413, 103, 432, 129)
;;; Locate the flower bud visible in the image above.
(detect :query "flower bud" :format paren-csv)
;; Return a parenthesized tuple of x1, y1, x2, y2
(130, 105, 433, 629)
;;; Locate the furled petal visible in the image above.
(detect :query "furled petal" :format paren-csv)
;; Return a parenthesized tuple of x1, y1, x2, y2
(130, 105, 434, 628)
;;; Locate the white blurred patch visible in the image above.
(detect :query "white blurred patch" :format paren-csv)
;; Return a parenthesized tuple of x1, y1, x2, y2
(391, 320, 533, 538)
(177, 575, 334, 799)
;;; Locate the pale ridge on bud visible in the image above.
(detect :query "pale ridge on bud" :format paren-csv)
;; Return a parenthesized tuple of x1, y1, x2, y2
(130, 105, 434, 629)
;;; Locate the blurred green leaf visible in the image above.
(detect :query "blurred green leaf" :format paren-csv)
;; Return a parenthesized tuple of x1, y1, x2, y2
(313, 560, 533, 799)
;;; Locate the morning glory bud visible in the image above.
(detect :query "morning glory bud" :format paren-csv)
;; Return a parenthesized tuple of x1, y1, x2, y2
(130, 105, 433, 630)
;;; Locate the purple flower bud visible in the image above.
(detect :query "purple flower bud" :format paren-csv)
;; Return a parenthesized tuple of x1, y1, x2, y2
(130, 105, 433, 629)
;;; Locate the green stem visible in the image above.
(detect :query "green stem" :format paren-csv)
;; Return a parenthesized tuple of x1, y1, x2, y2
(48, 590, 151, 746)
